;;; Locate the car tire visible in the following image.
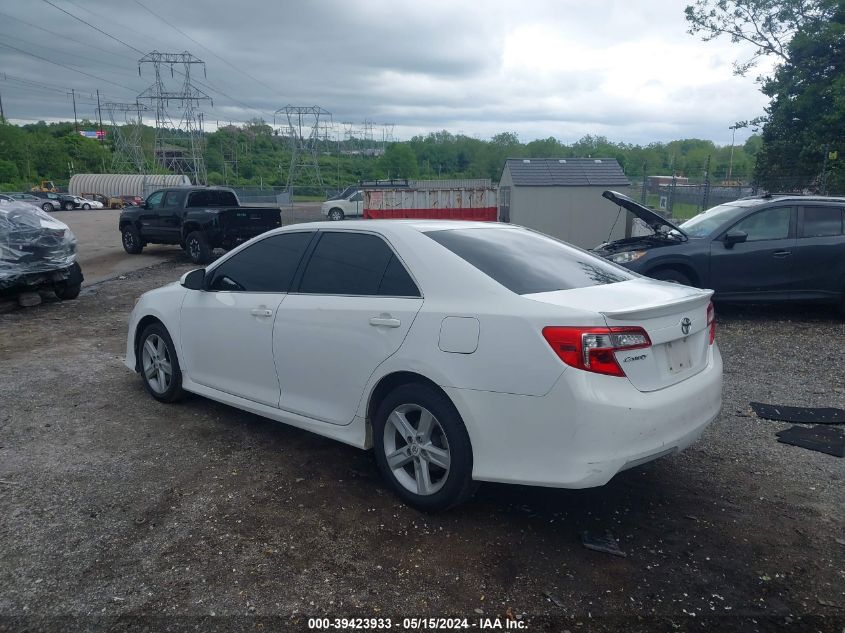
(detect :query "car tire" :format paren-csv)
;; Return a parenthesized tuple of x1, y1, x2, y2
(82, 203, 91, 210)
(121, 225, 144, 254)
(373, 382, 475, 512)
(138, 323, 184, 403)
(63, 202, 74, 211)
(652, 269, 692, 286)
(185, 231, 212, 264)
(41, 203, 52, 212)
(54, 262, 83, 300)
(328, 208, 344, 221)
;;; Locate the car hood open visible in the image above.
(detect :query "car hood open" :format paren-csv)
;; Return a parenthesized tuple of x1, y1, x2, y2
(602, 190, 687, 240)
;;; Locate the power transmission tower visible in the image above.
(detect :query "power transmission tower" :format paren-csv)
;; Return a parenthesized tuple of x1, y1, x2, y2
(221, 122, 239, 184)
(138, 51, 211, 185)
(103, 101, 148, 173)
(274, 105, 331, 192)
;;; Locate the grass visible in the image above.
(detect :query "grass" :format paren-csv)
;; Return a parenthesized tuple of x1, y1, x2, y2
(643, 194, 701, 221)
(293, 194, 328, 202)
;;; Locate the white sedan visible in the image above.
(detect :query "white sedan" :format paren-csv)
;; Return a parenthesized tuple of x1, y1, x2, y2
(125, 221, 722, 511)
(74, 196, 103, 210)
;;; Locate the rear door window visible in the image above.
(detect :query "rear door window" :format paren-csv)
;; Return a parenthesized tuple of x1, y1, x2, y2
(297, 232, 419, 296)
(425, 227, 633, 295)
(163, 190, 182, 207)
(207, 231, 313, 292)
(801, 206, 843, 237)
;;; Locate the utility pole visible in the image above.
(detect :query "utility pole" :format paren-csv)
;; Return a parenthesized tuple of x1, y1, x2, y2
(71, 89, 78, 133)
(820, 144, 830, 195)
(0, 91, 5, 124)
(96, 89, 104, 146)
(640, 162, 647, 204)
(701, 154, 711, 212)
(727, 124, 738, 183)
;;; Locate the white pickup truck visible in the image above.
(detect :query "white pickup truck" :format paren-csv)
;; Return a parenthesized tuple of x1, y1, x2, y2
(321, 186, 364, 221)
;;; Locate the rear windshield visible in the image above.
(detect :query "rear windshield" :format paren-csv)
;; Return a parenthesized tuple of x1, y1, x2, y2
(426, 227, 634, 294)
(187, 190, 238, 207)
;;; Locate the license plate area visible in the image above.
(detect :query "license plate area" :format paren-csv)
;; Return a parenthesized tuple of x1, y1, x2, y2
(666, 338, 693, 374)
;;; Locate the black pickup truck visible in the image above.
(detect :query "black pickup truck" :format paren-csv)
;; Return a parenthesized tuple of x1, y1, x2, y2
(118, 187, 281, 264)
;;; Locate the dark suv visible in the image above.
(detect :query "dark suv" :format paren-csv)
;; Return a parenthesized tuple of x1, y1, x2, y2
(593, 191, 845, 313)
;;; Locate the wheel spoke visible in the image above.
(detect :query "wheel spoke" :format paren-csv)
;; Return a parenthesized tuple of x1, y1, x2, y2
(386, 447, 413, 470)
(157, 367, 167, 389)
(417, 409, 435, 441)
(388, 410, 416, 441)
(414, 458, 433, 495)
(143, 339, 157, 360)
(159, 359, 172, 377)
(143, 362, 156, 379)
(423, 444, 450, 470)
(155, 337, 166, 357)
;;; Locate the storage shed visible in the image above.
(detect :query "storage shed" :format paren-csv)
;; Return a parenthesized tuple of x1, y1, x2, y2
(499, 158, 632, 247)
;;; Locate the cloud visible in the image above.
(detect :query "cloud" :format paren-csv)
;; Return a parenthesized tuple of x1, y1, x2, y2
(0, 0, 771, 145)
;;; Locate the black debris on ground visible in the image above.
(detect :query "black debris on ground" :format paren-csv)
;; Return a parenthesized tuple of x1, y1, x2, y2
(776, 425, 845, 458)
(751, 402, 845, 425)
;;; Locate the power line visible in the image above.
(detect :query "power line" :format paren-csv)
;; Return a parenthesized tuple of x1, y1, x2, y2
(0, 41, 137, 92)
(0, 9, 139, 64)
(42, 0, 268, 120)
(41, 0, 145, 55)
(133, 0, 280, 99)
(0, 30, 136, 75)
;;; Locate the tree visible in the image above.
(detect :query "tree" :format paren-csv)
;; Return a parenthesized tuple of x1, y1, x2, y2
(756, 2, 845, 191)
(378, 143, 419, 179)
(684, 0, 836, 75)
(685, 0, 844, 192)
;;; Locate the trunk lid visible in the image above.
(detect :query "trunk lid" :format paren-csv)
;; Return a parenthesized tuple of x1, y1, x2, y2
(525, 278, 713, 391)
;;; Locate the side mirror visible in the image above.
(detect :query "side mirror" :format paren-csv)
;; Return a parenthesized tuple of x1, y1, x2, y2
(181, 268, 206, 290)
(724, 230, 748, 248)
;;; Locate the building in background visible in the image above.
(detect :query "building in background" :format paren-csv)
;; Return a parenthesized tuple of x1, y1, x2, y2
(499, 158, 632, 248)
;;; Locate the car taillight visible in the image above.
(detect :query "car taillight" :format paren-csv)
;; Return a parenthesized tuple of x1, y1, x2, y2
(542, 326, 651, 377)
(707, 301, 716, 345)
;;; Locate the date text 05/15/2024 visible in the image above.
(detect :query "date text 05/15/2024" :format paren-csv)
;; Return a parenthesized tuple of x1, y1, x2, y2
(307, 617, 528, 630)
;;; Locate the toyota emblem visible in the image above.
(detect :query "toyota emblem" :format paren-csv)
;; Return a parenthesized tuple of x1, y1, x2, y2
(680, 317, 692, 335)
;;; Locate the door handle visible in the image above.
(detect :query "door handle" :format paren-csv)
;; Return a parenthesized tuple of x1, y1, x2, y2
(772, 250, 792, 258)
(250, 308, 273, 317)
(370, 316, 401, 328)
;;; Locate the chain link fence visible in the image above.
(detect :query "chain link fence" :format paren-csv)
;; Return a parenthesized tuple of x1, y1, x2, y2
(630, 180, 757, 222)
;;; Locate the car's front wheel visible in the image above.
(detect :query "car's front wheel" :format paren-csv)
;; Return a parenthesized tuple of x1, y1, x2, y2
(63, 202, 74, 211)
(328, 208, 344, 221)
(54, 263, 82, 300)
(41, 203, 52, 212)
(138, 323, 184, 403)
(373, 383, 475, 512)
(82, 203, 91, 210)
(652, 268, 692, 286)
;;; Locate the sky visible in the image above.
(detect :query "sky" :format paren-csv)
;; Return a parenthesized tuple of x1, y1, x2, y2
(0, 0, 773, 146)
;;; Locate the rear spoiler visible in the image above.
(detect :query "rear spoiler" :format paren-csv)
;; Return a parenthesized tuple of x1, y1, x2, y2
(601, 289, 713, 320)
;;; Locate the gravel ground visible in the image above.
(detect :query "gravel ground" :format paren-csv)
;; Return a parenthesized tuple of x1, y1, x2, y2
(0, 259, 843, 633)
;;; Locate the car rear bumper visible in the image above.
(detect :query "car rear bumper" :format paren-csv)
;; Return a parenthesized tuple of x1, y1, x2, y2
(444, 343, 723, 488)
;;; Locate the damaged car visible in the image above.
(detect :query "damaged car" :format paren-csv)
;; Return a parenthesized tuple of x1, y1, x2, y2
(0, 201, 84, 301)
(593, 190, 845, 312)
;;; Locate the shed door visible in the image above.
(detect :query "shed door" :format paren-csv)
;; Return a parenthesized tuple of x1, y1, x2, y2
(499, 186, 511, 223)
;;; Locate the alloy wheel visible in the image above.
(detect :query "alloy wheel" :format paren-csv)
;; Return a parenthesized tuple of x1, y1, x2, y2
(141, 334, 173, 394)
(382, 404, 451, 496)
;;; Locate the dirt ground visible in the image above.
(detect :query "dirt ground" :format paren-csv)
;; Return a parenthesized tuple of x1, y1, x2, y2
(0, 255, 843, 633)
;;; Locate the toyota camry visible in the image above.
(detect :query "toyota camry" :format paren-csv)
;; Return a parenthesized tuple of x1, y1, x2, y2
(125, 221, 723, 511)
